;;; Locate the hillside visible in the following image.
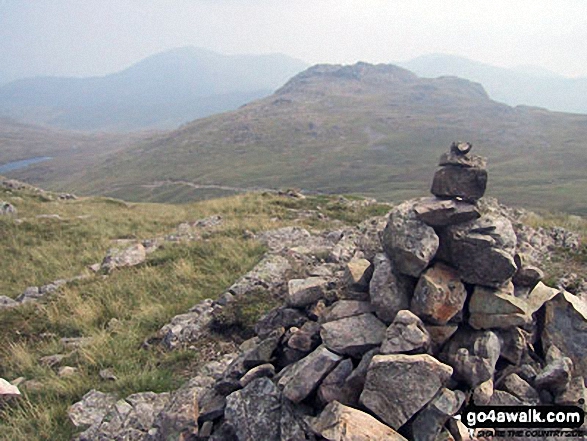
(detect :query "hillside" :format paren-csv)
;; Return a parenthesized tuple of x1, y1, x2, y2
(400, 53, 587, 114)
(0, 47, 308, 131)
(20, 62, 587, 215)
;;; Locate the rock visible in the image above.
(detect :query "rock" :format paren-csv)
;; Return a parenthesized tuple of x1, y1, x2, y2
(360, 354, 453, 429)
(442, 329, 501, 388)
(287, 321, 321, 352)
(413, 197, 480, 227)
(411, 263, 467, 325)
(380, 310, 431, 354)
(489, 390, 523, 405)
(513, 254, 544, 288)
(0, 378, 21, 399)
(369, 253, 413, 324)
(239, 364, 275, 388)
(0, 201, 16, 216)
(242, 330, 282, 369)
(472, 379, 494, 405)
(411, 388, 466, 441)
(450, 141, 473, 155)
(534, 357, 573, 394)
(499, 373, 539, 404)
(381, 200, 439, 278)
(287, 277, 329, 308)
(439, 142, 486, 168)
(279, 345, 342, 403)
(225, 254, 292, 298)
(15, 286, 42, 303)
(75, 391, 170, 441)
(311, 401, 407, 441)
(496, 327, 527, 365)
(555, 376, 586, 406)
(101, 243, 146, 273)
(321, 313, 387, 357)
(425, 324, 459, 355)
(0, 295, 18, 309)
(339, 348, 378, 407)
(468, 284, 532, 329)
(317, 358, 354, 404)
(320, 300, 374, 323)
(431, 165, 488, 202)
(446, 215, 517, 287)
(225, 378, 310, 441)
(198, 388, 227, 422)
(255, 307, 307, 339)
(99, 368, 117, 381)
(541, 291, 587, 379)
(344, 258, 373, 292)
(146, 376, 212, 441)
(58, 366, 78, 377)
(39, 354, 68, 367)
(158, 299, 215, 350)
(68, 389, 118, 428)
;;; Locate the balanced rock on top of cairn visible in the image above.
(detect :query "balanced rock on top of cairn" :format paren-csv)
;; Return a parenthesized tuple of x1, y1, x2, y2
(431, 141, 488, 202)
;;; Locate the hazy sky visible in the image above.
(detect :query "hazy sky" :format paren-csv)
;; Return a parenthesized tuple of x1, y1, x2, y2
(1, 0, 587, 81)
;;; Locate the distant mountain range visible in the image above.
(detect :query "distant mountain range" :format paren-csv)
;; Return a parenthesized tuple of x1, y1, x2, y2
(399, 54, 587, 114)
(0, 47, 308, 131)
(11, 62, 586, 215)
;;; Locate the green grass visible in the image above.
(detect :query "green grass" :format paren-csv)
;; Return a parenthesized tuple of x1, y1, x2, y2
(0, 185, 390, 440)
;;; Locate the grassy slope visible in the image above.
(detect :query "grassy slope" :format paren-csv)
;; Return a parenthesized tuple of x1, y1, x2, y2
(0, 182, 390, 440)
(12, 63, 587, 214)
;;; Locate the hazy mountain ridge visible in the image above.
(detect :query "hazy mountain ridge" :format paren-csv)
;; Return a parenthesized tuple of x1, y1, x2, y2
(400, 54, 587, 114)
(16, 62, 585, 214)
(0, 47, 308, 132)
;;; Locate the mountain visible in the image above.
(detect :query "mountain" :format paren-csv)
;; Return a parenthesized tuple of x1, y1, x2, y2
(0, 47, 308, 132)
(8, 62, 587, 214)
(399, 54, 587, 114)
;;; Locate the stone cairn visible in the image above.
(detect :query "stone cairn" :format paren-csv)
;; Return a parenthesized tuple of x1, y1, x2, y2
(69, 142, 587, 441)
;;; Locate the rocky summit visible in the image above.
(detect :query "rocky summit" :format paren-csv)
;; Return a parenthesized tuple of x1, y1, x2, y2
(63, 142, 587, 440)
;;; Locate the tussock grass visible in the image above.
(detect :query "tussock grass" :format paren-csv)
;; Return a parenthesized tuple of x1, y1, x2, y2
(0, 186, 390, 440)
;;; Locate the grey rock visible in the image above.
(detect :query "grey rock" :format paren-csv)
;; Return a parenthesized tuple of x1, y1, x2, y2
(198, 388, 227, 422)
(425, 324, 459, 355)
(239, 363, 275, 388)
(158, 299, 215, 350)
(499, 373, 540, 404)
(225, 254, 292, 298)
(287, 277, 329, 308)
(442, 328, 501, 388)
(411, 263, 467, 325)
(413, 197, 480, 227)
(317, 358, 354, 405)
(411, 388, 466, 441)
(542, 291, 587, 379)
(0, 201, 16, 216)
(513, 254, 544, 288)
(287, 321, 321, 352)
(242, 330, 282, 370)
(468, 284, 532, 329)
(321, 313, 387, 357)
(344, 258, 373, 292)
(359, 354, 453, 429)
(381, 200, 439, 278)
(489, 390, 524, 405)
(381, 310, 431, 354)
(320, 300, 374, 323)
(473, 379, 494, 405)
(0, 378, 21, 399)
(68, 389, 118, 428)
(369, 253, 413, 324)
(339, 348, 379, 407)
(255, 307, 307, 339)
(312, 401, 407, 441)
(0, 295, 18, 309)
(555, 376, 587, 406)
(15, 286, 42, 303)
(534, 357, 573, 394)
(279, 345, 342, 403)
(101, 243, 146, 273)
(431, 165, 488, 202)
(496, 327, 527, 365)
(525, 282, 560, 315)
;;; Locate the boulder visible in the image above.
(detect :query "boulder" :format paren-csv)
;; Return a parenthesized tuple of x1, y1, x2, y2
(431, 165, 487, 202)
(541, 291, 587, 379)
(344, 258, 373, 292)
(425, 324, 459, 355)
(0, 378, 21, 400)
(369, 253, 413, 324)
(468, 285, 532, 329)
(381, 200, 439, 278)
(287, 277, 329, 308)
(380, 310, 431, 354)
(442, 329, 501, 388)
(534, 357, 573, 394)
(496, 327, 527, 365)
(413, 197, 480, 227)
(439, 143, 487, 168)
(0, 296, 18, 309)
(279, 345, 342, 403)
(339, 349, 379, 407)
(239, 363, 275, 388)
(525, 282, 560, 315)
(472, 379, 494, 405)
(321, 313, 387, 357)
(320, 300, 374, 323)
(255, 307, 307, 339)
(359, 354, 453, 429)
(411, 263, 467, 325)
(513, 253, 544, 288)
(158, 299, 215, 350)
(68, 389, 118, 428)
(317, 358, 354, 404)
(411, 388, 466, 441)
(101, 243, 146, 273)
(287, 321, 321, 352)
(499, 373, 539, 404)
(311, 401, 407, 441)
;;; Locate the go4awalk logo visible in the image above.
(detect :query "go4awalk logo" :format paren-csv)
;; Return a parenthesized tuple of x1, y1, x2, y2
(462, 405, 584, 428)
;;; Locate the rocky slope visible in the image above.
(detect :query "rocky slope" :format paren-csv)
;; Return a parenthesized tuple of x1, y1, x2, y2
(28, 143, 586, 441)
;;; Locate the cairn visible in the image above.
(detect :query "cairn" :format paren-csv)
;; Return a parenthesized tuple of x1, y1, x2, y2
(70, 142, 587, 441)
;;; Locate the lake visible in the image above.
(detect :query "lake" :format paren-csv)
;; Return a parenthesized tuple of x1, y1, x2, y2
(0, 156, 53, 174)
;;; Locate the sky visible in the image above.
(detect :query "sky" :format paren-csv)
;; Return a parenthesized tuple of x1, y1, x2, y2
(1, 0, 587, 82)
